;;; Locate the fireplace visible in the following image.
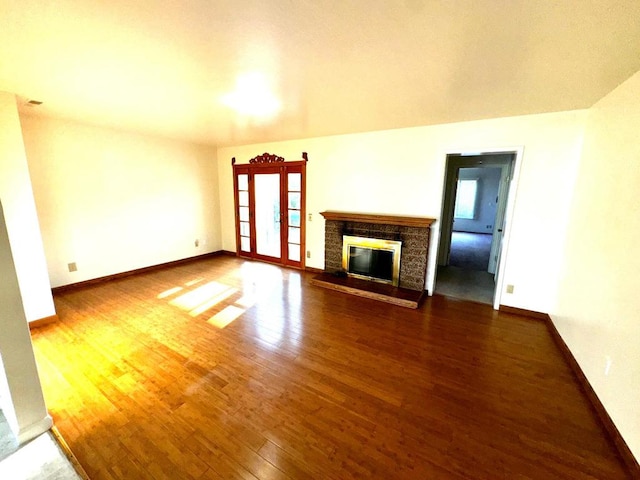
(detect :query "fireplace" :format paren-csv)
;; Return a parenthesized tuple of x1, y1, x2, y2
(342, 235, 401, 286)
(313, 211, 436, 308)
(311, 211, 435, 308)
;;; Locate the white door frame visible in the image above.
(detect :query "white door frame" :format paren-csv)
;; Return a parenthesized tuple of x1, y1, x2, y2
(434, 146, 524, 310)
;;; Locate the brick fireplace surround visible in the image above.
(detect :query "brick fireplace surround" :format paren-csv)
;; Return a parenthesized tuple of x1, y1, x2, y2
(316, 211, 436, 307)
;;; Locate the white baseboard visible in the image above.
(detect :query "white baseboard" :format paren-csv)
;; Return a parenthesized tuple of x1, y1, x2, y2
(17, 414, 53, 445)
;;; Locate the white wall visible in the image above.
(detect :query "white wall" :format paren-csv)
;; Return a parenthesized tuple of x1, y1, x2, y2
(0, 92, 55, 322)
(0, 201, 52, 444)
(20, 115, 221, 287)
(552, 70, 640, 460)
(218, 109, 587, 313)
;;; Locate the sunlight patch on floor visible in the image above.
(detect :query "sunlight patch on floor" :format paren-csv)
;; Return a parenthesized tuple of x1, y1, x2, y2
(157, 271, 282, 329)
(207, 305, 245, 328)
(156, 286, 183, 299)
(160, 278, 250, 324)
(235, 294, 256, 309)
(169, 281, 229, 310)
(189, 287, 237, 317)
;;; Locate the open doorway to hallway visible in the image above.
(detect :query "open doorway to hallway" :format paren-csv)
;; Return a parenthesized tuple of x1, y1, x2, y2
(435, 153, 515, 305)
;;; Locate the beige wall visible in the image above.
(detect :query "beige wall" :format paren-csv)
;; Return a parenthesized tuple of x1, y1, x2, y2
(0, 92, 55, 322)
(218, 109, 587, 313)
(552, 70, 640, 459)
(21, 115, 222, 287)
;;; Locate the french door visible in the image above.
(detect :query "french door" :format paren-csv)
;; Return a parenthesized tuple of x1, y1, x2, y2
(233, 157, 306, 269)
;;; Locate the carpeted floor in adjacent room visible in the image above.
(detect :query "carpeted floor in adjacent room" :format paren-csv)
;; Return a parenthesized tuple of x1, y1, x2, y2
(436, 231, 495, 304)
(448, 231, 493, 271)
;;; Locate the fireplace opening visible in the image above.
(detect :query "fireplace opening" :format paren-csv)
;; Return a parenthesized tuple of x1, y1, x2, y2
(342, 235, 402, 286)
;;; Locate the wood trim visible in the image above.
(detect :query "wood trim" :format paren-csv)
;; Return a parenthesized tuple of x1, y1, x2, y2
(499, 305, 548, 320)
(545, 315, 640, 477)
(311, 273, 425, 309)
(502, 299, 640, 476)
(29, 314, 59, 330)
(320, 211, 436, 228)
(51, 252, 224, 294)
(304, 266, 324, 274)
(51, 426, 92, 480)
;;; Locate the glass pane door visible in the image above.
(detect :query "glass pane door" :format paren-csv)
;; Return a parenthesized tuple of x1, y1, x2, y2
(233, 156, 305, 268)
(254, 173, 281, 258)
(287, 173, 302, 262)
(237, 174, 251, 252)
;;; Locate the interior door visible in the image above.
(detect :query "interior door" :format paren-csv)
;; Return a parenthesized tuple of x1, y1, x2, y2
(233, 156, 306, 269)
(488, 164, 512, 276)
(254, 170, 282, 260)
(437, 164, 459, 266)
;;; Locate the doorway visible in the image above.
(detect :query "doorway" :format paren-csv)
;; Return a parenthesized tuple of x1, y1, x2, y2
(435, 152, 516, 305)
(232, 153, 307, 269)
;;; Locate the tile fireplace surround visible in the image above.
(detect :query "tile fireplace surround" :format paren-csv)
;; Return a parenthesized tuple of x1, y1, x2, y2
(320, 211, 436, 292)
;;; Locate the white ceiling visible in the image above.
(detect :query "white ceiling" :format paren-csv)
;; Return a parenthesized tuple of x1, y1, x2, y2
(2, 1, 640, 147)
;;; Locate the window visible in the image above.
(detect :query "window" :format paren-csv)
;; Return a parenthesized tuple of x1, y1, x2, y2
(454, 179, 478, 219)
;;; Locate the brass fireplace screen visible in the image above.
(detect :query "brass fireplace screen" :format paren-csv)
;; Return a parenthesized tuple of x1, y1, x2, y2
(342, 235, 402, 286)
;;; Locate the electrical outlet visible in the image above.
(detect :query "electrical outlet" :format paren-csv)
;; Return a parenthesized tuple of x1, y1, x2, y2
(506, 284, 514, 294)
(604, 356, 612, 376)
(194, 239, 199, 247)
(308, 213, 312, 222)
(68, 262, 77, 272)
(306, 250, 311, 259)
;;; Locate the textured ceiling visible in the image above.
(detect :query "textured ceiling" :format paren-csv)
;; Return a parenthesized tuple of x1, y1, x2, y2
(2, 0, 640, 147)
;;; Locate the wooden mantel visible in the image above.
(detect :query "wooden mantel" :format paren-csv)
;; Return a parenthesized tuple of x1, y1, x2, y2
(320, 211, 436, 228)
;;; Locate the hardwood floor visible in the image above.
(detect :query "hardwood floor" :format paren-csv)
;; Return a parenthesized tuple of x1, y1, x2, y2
(31, 256, 631, 479)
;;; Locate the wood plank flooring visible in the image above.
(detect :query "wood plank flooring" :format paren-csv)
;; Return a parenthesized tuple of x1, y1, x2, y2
(31, 256, 631, 479)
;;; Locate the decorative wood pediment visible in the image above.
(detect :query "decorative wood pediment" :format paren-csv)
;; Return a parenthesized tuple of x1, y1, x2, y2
(250, 152, 285, 164)
(231, 152, 308, 165)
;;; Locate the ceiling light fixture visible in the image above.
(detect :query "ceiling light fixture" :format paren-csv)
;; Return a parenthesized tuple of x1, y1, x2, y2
(221, 72, 281, 120)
